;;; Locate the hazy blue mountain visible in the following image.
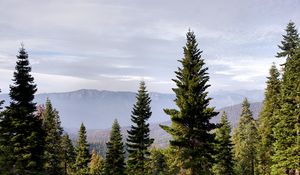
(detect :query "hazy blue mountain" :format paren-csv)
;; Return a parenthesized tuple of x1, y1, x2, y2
(0, 89, 263, 129)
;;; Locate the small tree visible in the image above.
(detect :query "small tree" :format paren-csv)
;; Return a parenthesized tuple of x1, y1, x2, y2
(213, 112, 234, 175)
(89, 149, 105, 175)
(75, 123, 90, 174)
(127, 81, 153, 175)
(105, 119, 125, 175)
(61, 133, 76, 175)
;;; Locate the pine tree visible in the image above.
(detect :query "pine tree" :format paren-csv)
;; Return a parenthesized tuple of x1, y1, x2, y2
(0, 45, 45, 174)
(42, 98, 64, 174)
(148, 148, 169, 175)
(105, 119, 125, 175)
(276, 21, 300, 59)
(271, 46, 300, 175)
(160, 30, 218, 175)
(89, 149, 105, 175)
(75, 123, 90, 175)
(232, 98, 258, 175)
(126, 81, 154, 175)
(212, 111, 234, 175)
(257, 64, 281, 175)
(61, 133, 76, 175)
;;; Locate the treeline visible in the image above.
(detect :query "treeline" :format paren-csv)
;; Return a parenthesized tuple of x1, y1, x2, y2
(0, 21, 299, 175)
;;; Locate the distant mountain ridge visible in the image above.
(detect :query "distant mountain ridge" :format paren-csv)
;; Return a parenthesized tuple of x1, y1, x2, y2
(0, 89, 264, 129)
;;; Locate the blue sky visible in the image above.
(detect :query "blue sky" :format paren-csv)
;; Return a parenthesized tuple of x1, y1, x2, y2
(0, 0, 299, 93)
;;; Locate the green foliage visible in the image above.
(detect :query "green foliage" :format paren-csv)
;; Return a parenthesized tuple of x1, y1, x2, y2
(160, 30, 218, 175)
(147, 148, 169, 175)
(271, 46, 300, 175)
(213, 112, 234, 175)
(42, 98, 64, 174)
(75, 123, 90, 175)
(105, 119, 125, 175)
(257, 64, 281, 175)
(232, 98, 258, 175)
(89, 149, 105, 175)
(126, 81, 154, 175)
(62, 133, 76, 175)
(0, 45, 45, 174)
(276, 21, 300, 59)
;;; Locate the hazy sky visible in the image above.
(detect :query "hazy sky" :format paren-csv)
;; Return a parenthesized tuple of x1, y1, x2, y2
(0, 0, 299, 93)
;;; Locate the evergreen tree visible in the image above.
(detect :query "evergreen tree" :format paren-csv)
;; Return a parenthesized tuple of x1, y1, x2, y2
(271, 46, 300, 175)
(126, 81, 153, 175)
(232, 98, 258, 175)
(42, 98, 64, 174)
(276, 21, 300, 59)
(147, 148, 169, 175)
(89, 149, 105, 175)
(0, 45, 44, 174)
(61, 133, 76, 175)
(160, 30, 218, 175)
(105, 119, 125, 175)
(212, 111, 234, 175)
(75, 123, 90, 175)
(257, 64, 281, 175)
(0, 89, 3, 109)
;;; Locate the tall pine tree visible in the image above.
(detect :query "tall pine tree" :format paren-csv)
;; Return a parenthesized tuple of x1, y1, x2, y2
(127, 81, 153, 175)
(61, 133, 76, 175)
(271, 45, 300, 175)
(276, 21, 300, 59)
(257, 64, 281, 175)
(232, 98, 258, 175)
(212, 111, 234, 175)
(0, 45, 44, 174)
(75, 123, 90, 175)
(105, 119, 125, 175)
(160, 30, 218, 175)
(41, 98, 64, 174)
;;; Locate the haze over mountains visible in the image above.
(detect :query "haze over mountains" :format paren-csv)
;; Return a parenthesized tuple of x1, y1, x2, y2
(0, 89, 263, 129)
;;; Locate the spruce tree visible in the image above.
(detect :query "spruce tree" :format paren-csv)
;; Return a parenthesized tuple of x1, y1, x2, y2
(257, 64, 281, 175)
(271, 46, 300, 175)
(75, 123, 90, 174)
(126, 81, 153, 175)
(0, 45, 44, 174)
(105, 119, 125, 175)
(42, 98, 64, 174)
(148, 148, 169, 175)
(276, 21, 300, 59)
(61, 133, 76, 175)
(160, 30, 218, 175)
(232, 98, 258, 175)
(212, 111, 234, 175)
(89, 149, 105, 175)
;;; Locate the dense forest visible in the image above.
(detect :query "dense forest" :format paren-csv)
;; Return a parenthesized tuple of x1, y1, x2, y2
(0, 21, 299, 175)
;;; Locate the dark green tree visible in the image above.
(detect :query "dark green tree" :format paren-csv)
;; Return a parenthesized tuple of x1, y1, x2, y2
(257, 64, 281, 175)
(212, 111, 234, 175)
(61, 133, 76, 175)
(276, 21, 300, 59)
(105, 119, 125, 175)
(89, 149, 105, 175)
(126, 81, 154, 175)
(147, 148, 169, 175)
(271, 46, 300, 175)
(41, 98, 64, 174)
(75, 123, 90, 175)
(0, 45, 44, 174)
(160, 30, 218, 175)
(232, 98, 258, 175)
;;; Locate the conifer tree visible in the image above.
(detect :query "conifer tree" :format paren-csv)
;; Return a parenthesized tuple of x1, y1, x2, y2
(276, 21, 300, 59)
(126, 81, 153, 175)
(212, 111, 234, 175)
(41, 98, 64, 174)
(160, 30, 218, 175)
(75, 123, 90, 174)
(0, 45, 44, 174)
(62, 133, 76, 175)
(89, 149, 105, 175)
(271, 46, 300, 175)
(232, 98, 258, 175)
(0, 89, 3, 109)
(105, 119, 125, 175)
(257, 64, 281, 175)
(148, 148, 169, 175)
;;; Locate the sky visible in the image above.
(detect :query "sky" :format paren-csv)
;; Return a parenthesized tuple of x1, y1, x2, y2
(0, 0, 299, 94)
